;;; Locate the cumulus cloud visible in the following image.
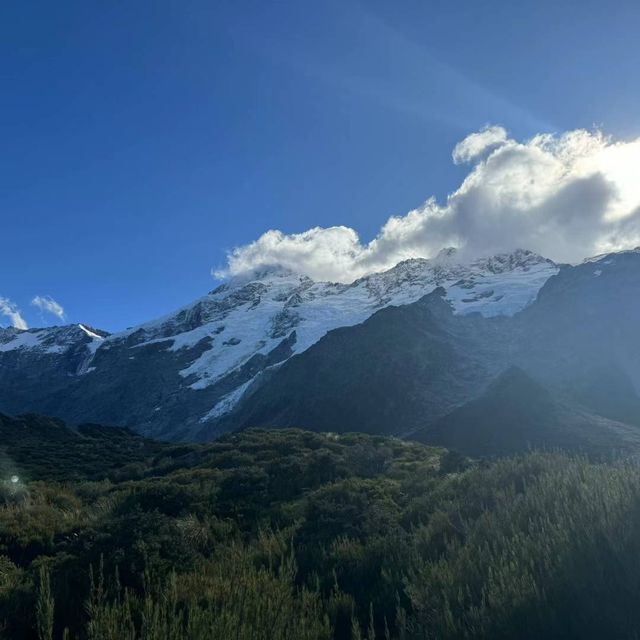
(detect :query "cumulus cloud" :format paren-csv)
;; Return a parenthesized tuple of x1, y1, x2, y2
(0, 297, 28, 330)
(217, 126, 640, 282)
(31, 295, 66, 321)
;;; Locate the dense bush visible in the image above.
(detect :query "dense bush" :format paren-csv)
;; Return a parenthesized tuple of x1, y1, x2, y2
(3, 422, 640, 638)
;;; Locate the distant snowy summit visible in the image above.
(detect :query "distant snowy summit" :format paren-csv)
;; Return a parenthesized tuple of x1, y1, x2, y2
(0, 323, 107, 356)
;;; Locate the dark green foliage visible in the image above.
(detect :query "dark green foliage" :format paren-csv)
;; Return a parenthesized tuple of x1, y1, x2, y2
(4, 416, 640, 638)
(403, 454, 640, 638)
(0, 413, 172, 482)
(36, 566, 54, 640)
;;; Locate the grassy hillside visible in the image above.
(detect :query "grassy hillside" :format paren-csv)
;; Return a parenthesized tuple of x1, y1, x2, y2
(3, 416, 640, 638)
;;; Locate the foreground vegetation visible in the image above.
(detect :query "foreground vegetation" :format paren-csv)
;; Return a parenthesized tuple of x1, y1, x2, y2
(3, 416, 640, 638)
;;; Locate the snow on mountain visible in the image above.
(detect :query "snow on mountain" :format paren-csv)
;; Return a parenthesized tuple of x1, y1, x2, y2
(582, 247, 640, 264)
(354, 248, 558, 317)
(0, 324, 108, 355)
(0, 249, 559, 431)
(88, 249, 556, 418)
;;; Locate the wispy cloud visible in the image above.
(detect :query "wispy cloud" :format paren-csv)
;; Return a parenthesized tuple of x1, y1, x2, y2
(216, 126, 640, 282)
(0, 297, 28, 330)
(31, 295, 66, 321)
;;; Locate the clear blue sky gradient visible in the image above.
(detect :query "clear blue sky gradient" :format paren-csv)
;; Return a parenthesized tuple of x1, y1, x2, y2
(2, 0, 639, 331)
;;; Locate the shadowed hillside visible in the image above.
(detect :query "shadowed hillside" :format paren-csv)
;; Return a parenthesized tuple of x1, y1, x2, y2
(418, 367, 640, 456)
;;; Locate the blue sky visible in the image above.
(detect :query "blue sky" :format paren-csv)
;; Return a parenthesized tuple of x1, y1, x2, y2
(2, 0, 640, 331)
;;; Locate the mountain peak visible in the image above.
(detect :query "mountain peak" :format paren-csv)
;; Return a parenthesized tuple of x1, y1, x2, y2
(233, 264, 303, 284)
(433, 246, 459, 263)
(0, 323, 108, 368)
(485, 365, 553, 400)
(472, 248, 553, 273)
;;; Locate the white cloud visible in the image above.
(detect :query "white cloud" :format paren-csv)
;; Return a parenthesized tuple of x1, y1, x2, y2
(215, 227, 366, 282)
(452, 125, 508, 164)
(31, 295, 66, 321)
(0, 297, 28, 330)
(217, 126, 640, 282)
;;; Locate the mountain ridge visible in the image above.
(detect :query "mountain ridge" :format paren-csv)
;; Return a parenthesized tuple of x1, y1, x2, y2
(214, 248, 640, 443)
(0, 248, 559, 438)
(3, 247, 640, 444)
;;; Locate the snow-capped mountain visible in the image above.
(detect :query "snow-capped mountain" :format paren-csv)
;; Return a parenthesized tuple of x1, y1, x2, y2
(110, 248, 556, 390)
(220, 247, 640, 440)
(0, 248, 561, 438)
(0, 323, 107, 356)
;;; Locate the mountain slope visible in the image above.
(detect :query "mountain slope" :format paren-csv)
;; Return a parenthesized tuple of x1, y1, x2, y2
(214, 288, 508, 437)
(0, 249, 556, 439)
(0, 324, 108, 417)
(417, 367, 640, 456)
(3, 248, 639, 443)
(221, 249, 640, 441)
